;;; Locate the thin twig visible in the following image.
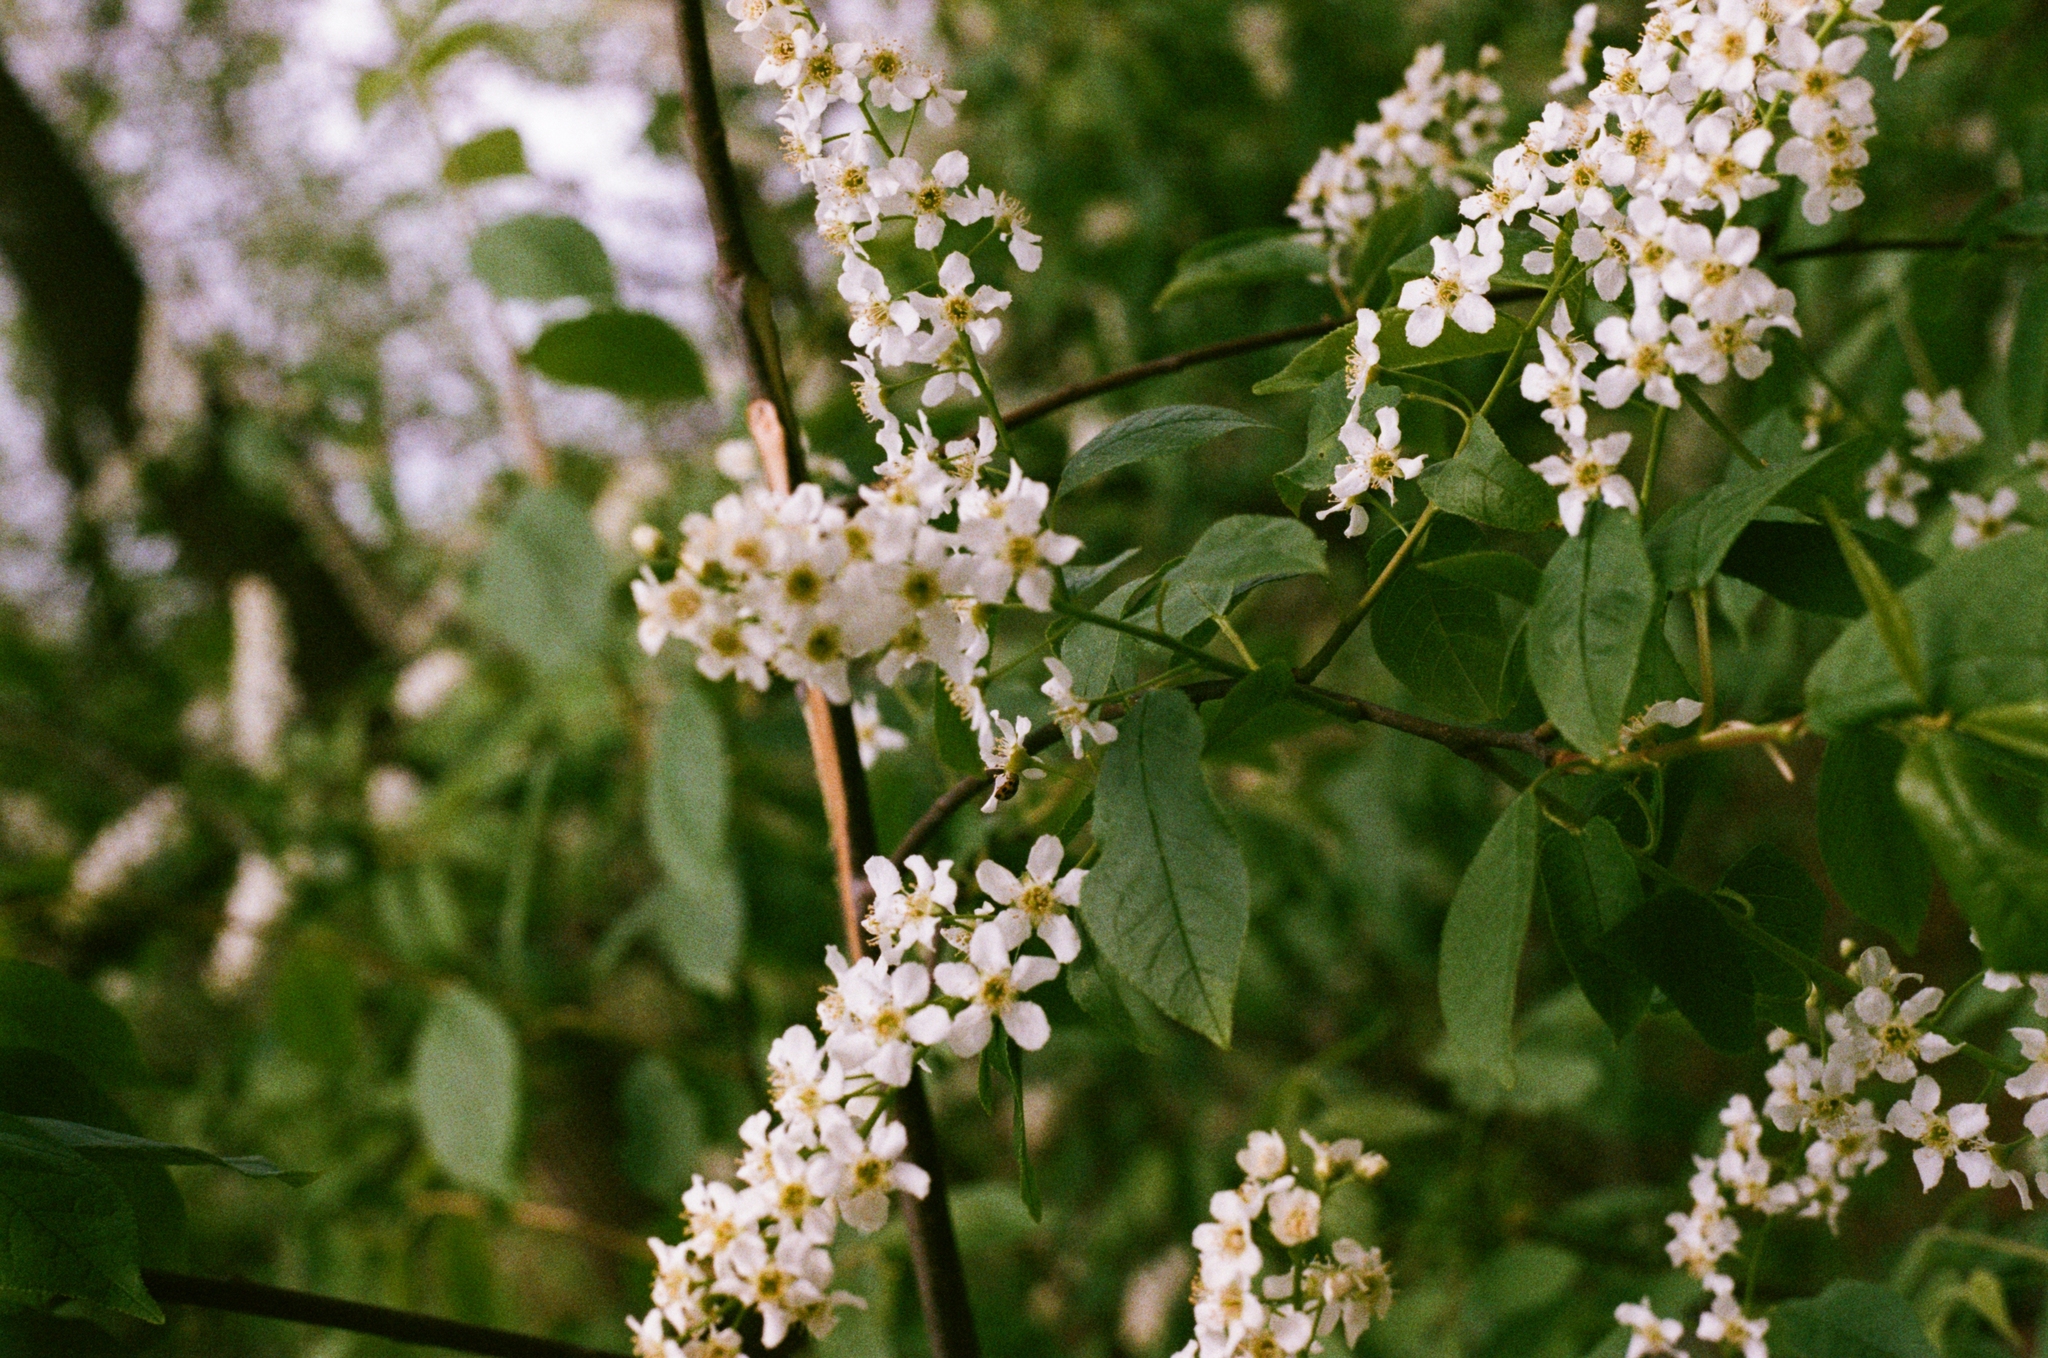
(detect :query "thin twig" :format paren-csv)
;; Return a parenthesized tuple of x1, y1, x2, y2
(1001, 319, 1342, 429)
(142, 1270, 625, 1358)
(671, 8, 978, 1357)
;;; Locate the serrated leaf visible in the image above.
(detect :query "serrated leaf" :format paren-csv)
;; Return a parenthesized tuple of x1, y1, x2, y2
(443, 126, 527, 183)
(1060, 579, 1156, 700)
(1602, 889, 1756, 1053)
(646, 683, 745, 995)
(0, 960, 148, 1088)
(1527, 506, 1659, 754)
(1059, 548, 1140, 600)
(1771, 1281, 1937, 1358)
(1438, 791, 1540, 1087)
(1080, 691, 1250, 1046)
(1818, 727, 1932, 947)
(1718, 846, 1827, 1000)
(410, 987, 521, 1196)
(526, 310, 706, 402)
(469, 213, 614, 302)
(1253, 323, 1357, 396)
(1157, 515, 1326, 636)
(18, 1120, 310, 1184)
(1417, 414, 1556, 532)
(1372, 540, 1512, 722)
(1153, 230, 1324, 310)
(1201, 664, 1298, 757)
(473, 485, 611, 672)
(0, 1113, 159, 1322)
(1421, 551, 1542, 604)
(1274, 376, 1399, 512)
(1895, 731, 2048, 971)
(1539, 818, 1649, 1039)
(1056, 405, 1266, 498)
(1806, 526, 2048, 735)
(1645, 441, 1873, 592)
(1717, 520, 1931, 617)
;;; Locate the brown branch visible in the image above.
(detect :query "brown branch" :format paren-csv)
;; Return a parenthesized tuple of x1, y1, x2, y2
(1001, 318, 1341, 429)
(141, 1270, 625, 1358)
(672, 9, 979, 1358)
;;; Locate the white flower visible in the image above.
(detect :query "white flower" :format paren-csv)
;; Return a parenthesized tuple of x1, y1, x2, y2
(2007, 1029, 2048, 1137)
(1519, 304, 1595, 434)
(627, 1308, 682, 1358)
(716, 1233, 834, 1348)
(838, 257, 922, 367)
(825, 956, 953, 1086)
(1192, 1190, 1263, 1285)
(1694, 1273, 1769, 1358)
(970, 188, 1042, 271)
(1904, 388, 1983, 462)
(976, 833, 1086, 964)
(1593, 306, 1679, 409)
(2020, 440, 2048, 491)
(1550, 4, 1599, 93)
(765, 1025, 846, 1137)
(1887, 1076, 1990, 1190)
(1319, 1239, 1394, 1344)
(1319, 405, 1422, 537)
(932, 919, 1059, 1054)
(907, 251, 1011, 357)
(956, 465, 1080, 610)
(977, 710, 1047, 812)
(1888, 6, 1948, 79)
(1533, 430, 1637, 536)
(1863, 451, 1930, 527)
(1842, 983, 1958, 1082)
(862, 853, 958, 954)
(851, 694, 908, 769)
(1396, 221, 1502, 348)
(1346, 309, 1383, 399)
(1040, 658, 1117, 757)
(1951, 488, 2027, 550)
(882, 152, 985, 250)
(1238, 1130, 1291, 1181)
(818, 1107, 929, 1232)
(1266, 1185, 1323, 1247)
(1688, 0, 1768, 94)
(1616, 1299, 1684, 1358)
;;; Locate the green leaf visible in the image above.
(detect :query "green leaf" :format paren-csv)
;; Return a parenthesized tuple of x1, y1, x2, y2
(525, 310, 706, 402)
(1771, 1281, 1937, 1358)
(1527, 506, 1660, 754)
(473, 485, 611, 673)
(1717, 520, 1931, 617)
(1417, 414, 1557, 532)
(646, 683, 745, 995)
(1438, 791, 1540, 1087)
(1645, 441, 1872, 592)
(1079, 691, 1251, 1046)
(1059, 548, 1140, 600)
(17, 1119, 309, 1184)
(1273, 376, 1398, 512)
(1807, 527, 2048, 735)
(443, 126, 527, 183)
(410, 987, 521, 1196)
(1718, 846, 1827, 1000)
(0, 1113, 158, 1322)
(1002, 1039, 1041, 1221)
(354, 68, 404, 119)
(410, 21, 524, 82)
(1823, 502, 1928, 708)
(1345, 194, 1426, 304)
(271, 943, 359, 1071)
(1603, 889, 1756, 1053)
(1818, 727, 1932, 947)
(1997, 193, 2048, 237)
(469, 213, 614, 302)
(1895, 731, 2048, 971)
(1057, 405, 1266, 499)
(1201, 664, 1298, 757)
(1378, 306, 1523, 370)
(1253, 323, 1355, 396)
(617, 1053, 702, 1203)
(934, 681, 984, 774)
(1957, 701, 2048, 762)
(1539, 818, 1649, 1039)
(1059, 579, 1155, 700)
(0, 960, 148, 1088)
(2010, 268, 2048, 441)
(1157, 515, 1327, 636)
(1372, 542, 1512, 722)
(1153, 230, 1323, 310)
(1421, 550, 1542, 604)
(1388, 227, 1554, 291)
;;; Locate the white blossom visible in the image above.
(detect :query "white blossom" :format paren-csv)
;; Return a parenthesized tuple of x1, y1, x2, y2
(1950, 488, 2027, 549)
(1534, 430, 1637, 536)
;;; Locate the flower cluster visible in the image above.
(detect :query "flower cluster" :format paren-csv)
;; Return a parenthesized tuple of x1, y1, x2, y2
(1619, 945, 2048, 1358)
(1288, 45, 1507, 271)
(1175, 1129, 1395, 1358)
(629, 837, 1087, 1356)
(1392, 0, 1947, 534)
(1858, 386, 2032, 546)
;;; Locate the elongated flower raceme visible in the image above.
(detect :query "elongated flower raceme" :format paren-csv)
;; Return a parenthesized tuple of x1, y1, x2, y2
(1618, 943, 2048, 1358)
(635, 0, 1117, 763)
(1312, 0, 1950, 536)
(628, 838, 1086, 1355)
